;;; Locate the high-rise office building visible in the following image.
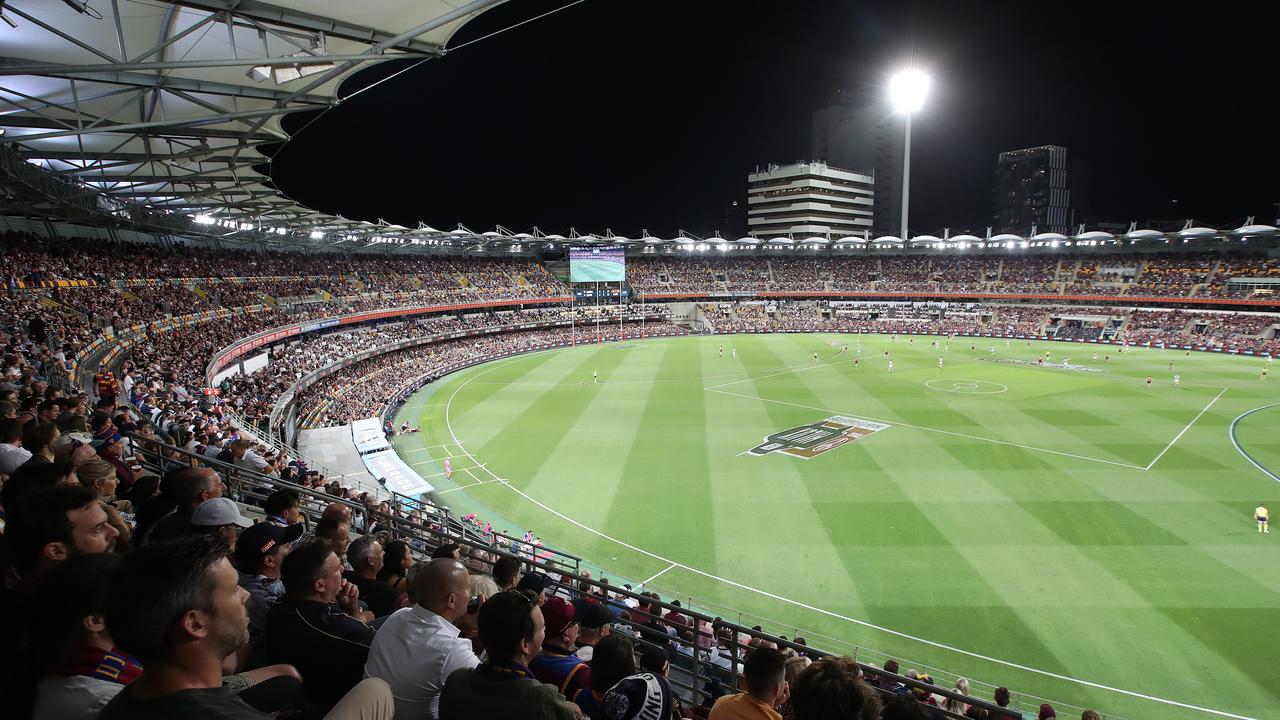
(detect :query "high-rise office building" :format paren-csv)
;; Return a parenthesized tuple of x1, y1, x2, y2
(992, 145, 1072, 235)
(811, 104, 904, 236)
(746, 162, 874, 238)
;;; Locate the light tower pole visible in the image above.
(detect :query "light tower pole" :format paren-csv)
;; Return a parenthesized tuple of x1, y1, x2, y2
(889, 70, 930, 242)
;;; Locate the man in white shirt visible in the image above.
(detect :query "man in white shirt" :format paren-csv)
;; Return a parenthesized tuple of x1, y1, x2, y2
(364, 558, 480, 720)
(0, 418, 32, 474)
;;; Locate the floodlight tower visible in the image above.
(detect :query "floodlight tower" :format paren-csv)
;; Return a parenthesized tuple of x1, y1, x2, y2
(889, 69, 930, 242)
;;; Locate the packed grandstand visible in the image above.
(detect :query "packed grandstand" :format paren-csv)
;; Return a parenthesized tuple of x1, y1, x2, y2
(2, 222, 1279, 719)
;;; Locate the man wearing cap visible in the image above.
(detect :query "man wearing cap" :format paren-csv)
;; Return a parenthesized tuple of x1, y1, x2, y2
(573, 603, 614, 663)
(529, 596, 592, 699)
(601, 672, 677, 720)
(93, 429, 136, 493)
(515, 571, 550, 606)
(364, 558, 481, 720)
(236, 520, 304, 663)
(189, 497, 254, 552)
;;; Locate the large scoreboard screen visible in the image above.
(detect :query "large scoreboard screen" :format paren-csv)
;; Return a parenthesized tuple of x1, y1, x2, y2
(569, 246, 625, 283)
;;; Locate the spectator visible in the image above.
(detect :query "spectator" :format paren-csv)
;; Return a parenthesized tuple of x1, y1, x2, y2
(600, 672, 679, 720)
(20, 421, 59, 466)
(92, 429, 136, 492)
(779, 656, 812, 720)
(376, 539, 414, 598)
(573, 602, 615, 662)
(190, 497, 254, 551)
(28, 553, 135, 720)
(76, 458, 127, 511)
(437, 590, 581, 720)
(364, 558, 480, 719)
(516, 570, 551, 605)
(344, 535, 398, 618)
(994, 687, 1021, 719)
(1081, 711, 1099, 720)
(144, 466, 224, 543)
(882, 693, 930, 720)
(264, 488, 301, 527)
(0, 417, 32, 474)
(431, 542, 461, 560)
(574, 634, 636, 719)
(709, 647, 789, 720)
(530, 595, 592, 698)
(234, 520, 303, 661)
(99, 535, 394, 719)
(265, 540, 376, 709)
(52, 432, 97, 468)
(1038, 704, 1056, 720)
(6, 483, 118, 588)
(788, 656, 880, 720)
(492, 555, 522, 591)
(942, 677, 971, 717)
(315, 514, 352, 559)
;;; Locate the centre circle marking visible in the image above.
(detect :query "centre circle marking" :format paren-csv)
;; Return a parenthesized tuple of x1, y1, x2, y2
(926, 378, 1009, 394)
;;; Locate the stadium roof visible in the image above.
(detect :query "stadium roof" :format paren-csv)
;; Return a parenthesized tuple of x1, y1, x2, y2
(1, 3, 1275, 254)
(0, 0, 502, 240)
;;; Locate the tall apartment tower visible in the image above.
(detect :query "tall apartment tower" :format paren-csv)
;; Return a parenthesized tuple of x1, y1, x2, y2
(746, 162, 874, 238)
(811, 104, 904, 237)
(992, 145, 1072, 235)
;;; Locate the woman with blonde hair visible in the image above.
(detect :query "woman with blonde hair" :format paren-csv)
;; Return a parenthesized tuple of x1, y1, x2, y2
(778, 655, 812, 720)
(942, 677, 971, 717)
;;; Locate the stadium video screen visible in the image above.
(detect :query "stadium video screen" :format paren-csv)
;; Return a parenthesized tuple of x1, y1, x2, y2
(569, 246, 626, 283)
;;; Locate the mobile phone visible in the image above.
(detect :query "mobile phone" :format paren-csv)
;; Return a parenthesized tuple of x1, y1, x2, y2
(467, 596, 480, 613)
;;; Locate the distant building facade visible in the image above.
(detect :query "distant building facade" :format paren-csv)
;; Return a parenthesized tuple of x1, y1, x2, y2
(811, 104, 904, 236)
(992, 145, 1072, 235)
(746, 162, 874, 238)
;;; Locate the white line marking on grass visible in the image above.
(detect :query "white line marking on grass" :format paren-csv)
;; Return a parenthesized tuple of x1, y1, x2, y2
(1228, 403, 1280, 483)
(706, 387, 1146, 471)
(1145, 387, 1228, 471)
(704, 351, 846, 391)
(925, 378, 1008, 394)
(642, 563, 678, 586)
(400, 442, 466, 454)
(431, 351, 1259, 719)
(408, 463, 485, 480)
(436, 479, 501, 494)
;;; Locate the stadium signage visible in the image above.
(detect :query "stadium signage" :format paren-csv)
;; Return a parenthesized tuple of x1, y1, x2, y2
(748, 415, 888, 459)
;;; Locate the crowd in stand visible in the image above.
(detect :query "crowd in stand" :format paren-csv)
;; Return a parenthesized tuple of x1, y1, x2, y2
(2, 234, 1266, 720)
(298, 321, 686, 427)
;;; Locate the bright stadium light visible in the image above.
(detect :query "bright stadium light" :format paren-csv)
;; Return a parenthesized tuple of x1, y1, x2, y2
(889, 69, 930, 114)
(888, 68, 930, 244)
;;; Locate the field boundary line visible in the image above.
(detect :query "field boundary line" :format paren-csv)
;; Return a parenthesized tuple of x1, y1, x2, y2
(641, 563, 678, 585)
(431, 348, 1258, 720)
(436, 479, 501, 494)
(706, 387, 1146, 471)
(1145, 387, 1228, 470)
(1228, 403, 1280, 483)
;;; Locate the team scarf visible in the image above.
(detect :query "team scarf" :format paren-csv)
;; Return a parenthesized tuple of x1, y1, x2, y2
(60, 645, 143, 686)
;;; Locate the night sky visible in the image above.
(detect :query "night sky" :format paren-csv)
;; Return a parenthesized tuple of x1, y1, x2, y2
(270, 0, 1276, 238)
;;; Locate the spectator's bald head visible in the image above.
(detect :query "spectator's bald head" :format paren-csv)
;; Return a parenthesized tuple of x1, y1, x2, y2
(412, 558, 471, 622)
(322, 501, 352, 523)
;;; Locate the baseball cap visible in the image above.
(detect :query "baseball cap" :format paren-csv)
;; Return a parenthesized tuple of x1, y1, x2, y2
(542, 596, 577, 637)
(601, 673, 673, 720)
(234, 521, 304, 565)
(578, 602, 615, 630)
(191, 497, 254, 528)
(515, 571, 549, 595)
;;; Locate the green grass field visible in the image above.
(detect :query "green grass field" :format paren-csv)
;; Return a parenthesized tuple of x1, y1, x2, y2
(392, 333, 1280, 720)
